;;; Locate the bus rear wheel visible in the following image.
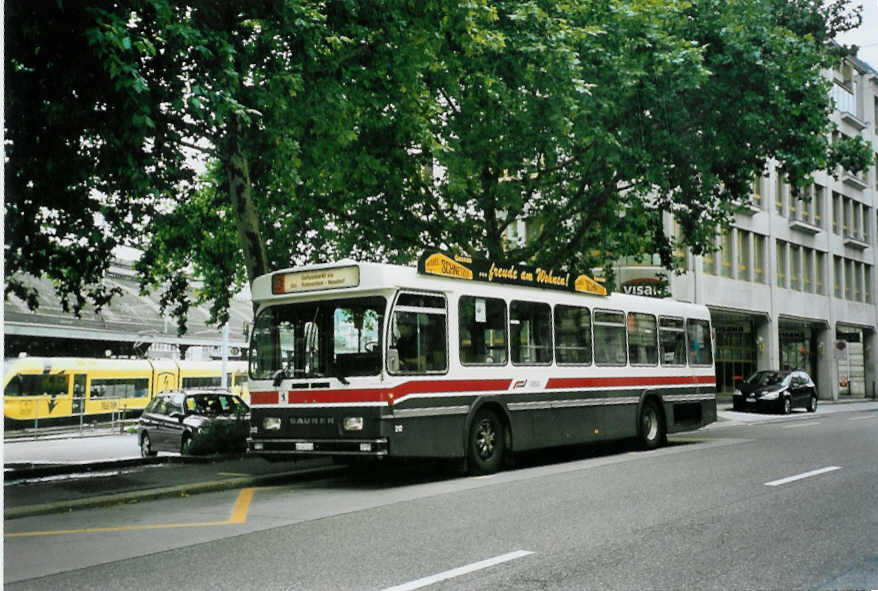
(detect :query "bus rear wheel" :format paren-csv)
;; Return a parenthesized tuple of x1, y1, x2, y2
(468, 408, 505, 475)
(638, 399, 666, 450)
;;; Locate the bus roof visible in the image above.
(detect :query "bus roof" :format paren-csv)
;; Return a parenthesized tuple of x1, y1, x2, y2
(252, 260, 711, 320)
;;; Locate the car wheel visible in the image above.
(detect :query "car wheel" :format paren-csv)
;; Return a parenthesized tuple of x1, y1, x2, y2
(468, 408, 505, 475)
(140, 433, 157, 457)
(638, 399, 666, 450)
(181, 434, 192, 455)
(782, 396, 792, 415)
(732, 399, 743, 411)
(807, 394, 818, 413)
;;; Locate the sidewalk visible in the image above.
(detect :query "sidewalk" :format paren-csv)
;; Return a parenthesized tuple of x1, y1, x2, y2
(4, 455, 342, 519)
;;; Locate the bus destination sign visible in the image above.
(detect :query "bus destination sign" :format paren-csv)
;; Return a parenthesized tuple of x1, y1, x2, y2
(418, 251, 607, 296)
(272, 266, 360, 294)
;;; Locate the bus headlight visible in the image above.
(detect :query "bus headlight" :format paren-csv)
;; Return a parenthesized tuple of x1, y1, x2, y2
(343, 417, 364, 431)
(263, 417, 282, 431)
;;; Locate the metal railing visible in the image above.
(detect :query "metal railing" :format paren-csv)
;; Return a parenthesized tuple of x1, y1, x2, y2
(4, 396, 139, 441)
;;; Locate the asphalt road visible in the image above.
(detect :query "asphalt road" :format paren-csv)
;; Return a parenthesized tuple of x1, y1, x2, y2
(4, 404, 878, 590)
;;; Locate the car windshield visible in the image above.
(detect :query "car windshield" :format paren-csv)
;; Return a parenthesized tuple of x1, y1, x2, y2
(185, 394, 243, 416)
(745, 370, 788, 387)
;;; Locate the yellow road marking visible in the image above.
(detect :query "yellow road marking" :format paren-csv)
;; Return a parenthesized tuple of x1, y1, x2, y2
(229, 487, 254, 523)
(5, 488, 256, 539)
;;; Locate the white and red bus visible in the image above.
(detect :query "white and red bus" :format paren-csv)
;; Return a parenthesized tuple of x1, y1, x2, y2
(247, 252, 716, 474)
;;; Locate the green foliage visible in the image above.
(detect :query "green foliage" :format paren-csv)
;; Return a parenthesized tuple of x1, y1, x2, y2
(5, 0, 868, 321)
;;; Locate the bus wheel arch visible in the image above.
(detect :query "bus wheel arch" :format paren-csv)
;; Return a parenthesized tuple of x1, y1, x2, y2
(637, 394, 667, 450)
(464, 400, 512, 475)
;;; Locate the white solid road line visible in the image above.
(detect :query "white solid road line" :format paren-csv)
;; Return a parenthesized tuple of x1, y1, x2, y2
(765, 466, 842, 487)
(380, 550, 534, 591)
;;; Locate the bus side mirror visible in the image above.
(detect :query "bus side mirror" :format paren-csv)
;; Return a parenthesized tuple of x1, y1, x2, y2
(388, 349, 399, 373)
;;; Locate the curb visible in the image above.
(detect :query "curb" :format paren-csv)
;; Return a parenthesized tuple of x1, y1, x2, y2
(4, 463, 346, 520)
(4, 453, 241, 480)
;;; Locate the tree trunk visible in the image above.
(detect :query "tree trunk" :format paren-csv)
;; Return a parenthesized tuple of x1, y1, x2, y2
(226, 121, 269, 293)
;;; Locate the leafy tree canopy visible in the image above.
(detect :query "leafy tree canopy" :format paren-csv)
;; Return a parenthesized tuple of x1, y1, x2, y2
(5, 0, 871, 333)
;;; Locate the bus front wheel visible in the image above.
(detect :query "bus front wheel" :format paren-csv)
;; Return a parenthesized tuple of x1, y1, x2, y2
(638, 399, 666, 450)
(468, 408, 505, 475)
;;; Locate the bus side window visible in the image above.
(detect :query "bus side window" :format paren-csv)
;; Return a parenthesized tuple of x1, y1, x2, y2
(687, 319, 713, 366)
(659, 317, 687, 365)
(510, 300, 552, 365)
(554, 305, 592, 365)
(459, 296, 507, 365)
(627, 312, 658, 366)
(593, 310, 627, 366)
(390, 292, 447, 374)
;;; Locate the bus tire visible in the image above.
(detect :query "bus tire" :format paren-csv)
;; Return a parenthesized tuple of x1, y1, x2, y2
(638, 399, 666, 450)
(468, 408, 505, 475)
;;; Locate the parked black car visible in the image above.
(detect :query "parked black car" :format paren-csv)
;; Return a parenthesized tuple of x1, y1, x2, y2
(732, 370, 818, 414)
(138, 389, 249, 456)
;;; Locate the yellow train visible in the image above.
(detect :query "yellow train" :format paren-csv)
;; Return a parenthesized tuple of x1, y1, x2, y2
(3, 357, 248, 429)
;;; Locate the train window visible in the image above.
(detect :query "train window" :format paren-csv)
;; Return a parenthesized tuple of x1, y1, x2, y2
(659, 317, 687, 365)
(593, 310, 627, 366)
(510, 301, 552, 365)
(627, 313, 658, 366)
(182, 376, 222, 388)
(90, 378, 150, 399)
(687, 319, 713, 366)
(5, 374, 68, 397)
(459, 296, 508, 365)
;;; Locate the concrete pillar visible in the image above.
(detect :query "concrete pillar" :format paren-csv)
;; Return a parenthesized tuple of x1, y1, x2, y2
(816, 327, 838, 401)
(865, 329, 877, 400)
(756, 316, 776, 370)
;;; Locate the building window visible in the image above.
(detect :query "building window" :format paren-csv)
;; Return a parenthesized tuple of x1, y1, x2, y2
(703, 245, 717, 275)
(754, 235, 766, 283)
(866, 266, 872, 304)
(790, 245, 801, 290)
(832, 192, 841, 234)
(775, 173, 785, 216)
(737, 229, 750, 281)
(864, 205, 871, 244)
(814, 184, 824, 227)
(776, 240, 787, 288)
(845, 259, 853, 300)
(834, 256, 843, 298)
(752, 177, 763, 208)
(803, 248, 813, 293)
(816, 251, 825, 295)
(854, 263, 863, 302)
(721, 230, 733, 278)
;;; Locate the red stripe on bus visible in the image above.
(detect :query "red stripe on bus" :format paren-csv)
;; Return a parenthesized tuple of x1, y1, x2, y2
(250, 391, 279, 404)
(250, 379, 512, 406)
(545, 375, 715, 389)
(250, 376, 712, 406)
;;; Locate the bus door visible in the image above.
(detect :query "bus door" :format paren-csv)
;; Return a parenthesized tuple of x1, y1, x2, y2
(72, 374, 86, 416)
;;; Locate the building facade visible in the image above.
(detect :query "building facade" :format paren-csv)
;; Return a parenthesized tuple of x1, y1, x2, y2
(654, 56, 878, 399)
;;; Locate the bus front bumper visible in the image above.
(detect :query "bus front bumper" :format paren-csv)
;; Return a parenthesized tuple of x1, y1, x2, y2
(248, 437, 389, 456)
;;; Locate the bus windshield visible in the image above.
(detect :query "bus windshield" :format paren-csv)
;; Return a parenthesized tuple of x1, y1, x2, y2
(249, 296, 385, 381)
